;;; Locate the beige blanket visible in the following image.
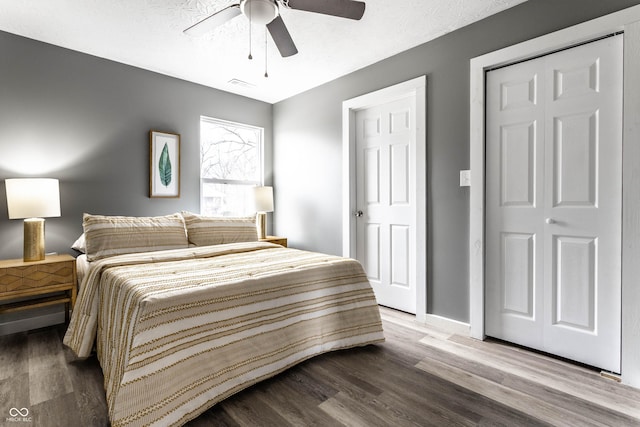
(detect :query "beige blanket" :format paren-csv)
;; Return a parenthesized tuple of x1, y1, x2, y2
(63, 242, 384, 426)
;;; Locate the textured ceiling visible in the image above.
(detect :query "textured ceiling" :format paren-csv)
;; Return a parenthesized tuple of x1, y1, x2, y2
(0, 0, 527, 103)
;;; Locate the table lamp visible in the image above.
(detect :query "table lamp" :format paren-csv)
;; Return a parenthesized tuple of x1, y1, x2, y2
(253, 186, 273, 240)
(5, 178, 61, 262)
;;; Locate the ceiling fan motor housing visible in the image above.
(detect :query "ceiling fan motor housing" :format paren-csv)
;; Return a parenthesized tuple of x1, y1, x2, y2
(240, 0, 279, 25)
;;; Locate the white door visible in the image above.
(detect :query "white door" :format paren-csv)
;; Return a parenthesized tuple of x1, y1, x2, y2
(355, 96, 417, 314)
(485, 35, 623, 372)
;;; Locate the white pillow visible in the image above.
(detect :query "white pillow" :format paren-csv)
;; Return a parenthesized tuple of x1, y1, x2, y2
(83, 213, 188, 261)
(71, 233, 86, 253)
(181, 211, 257, 246)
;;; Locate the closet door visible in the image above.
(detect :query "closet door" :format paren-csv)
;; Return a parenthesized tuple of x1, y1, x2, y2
(485, 35, 623, 372)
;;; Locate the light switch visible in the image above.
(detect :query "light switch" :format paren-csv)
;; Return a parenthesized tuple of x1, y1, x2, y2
(460, 170, 471, 187)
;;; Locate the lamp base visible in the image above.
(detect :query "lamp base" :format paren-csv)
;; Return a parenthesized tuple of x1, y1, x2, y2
(24, 218, 45, 262)
(257, 212, 267, 240)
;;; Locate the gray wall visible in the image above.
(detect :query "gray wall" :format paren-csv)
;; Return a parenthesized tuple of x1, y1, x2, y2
(0, 31, 273, 261)
(0, 31, 272, 331)
(272, 0, 640, 322)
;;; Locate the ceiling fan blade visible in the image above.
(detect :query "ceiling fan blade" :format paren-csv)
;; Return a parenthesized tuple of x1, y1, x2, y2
(267, 15, 298, 57)
(285, 0, 365, 20)
(184, 4, 242, 36)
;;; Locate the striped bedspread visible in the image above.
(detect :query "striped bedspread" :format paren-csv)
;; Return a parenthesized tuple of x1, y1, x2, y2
(63, 242, 384, 426)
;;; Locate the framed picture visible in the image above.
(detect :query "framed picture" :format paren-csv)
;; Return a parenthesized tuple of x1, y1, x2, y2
(149, 130, 180, 198)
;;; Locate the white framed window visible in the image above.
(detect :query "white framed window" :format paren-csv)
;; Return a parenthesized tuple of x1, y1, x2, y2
(200, 116, 263, 216)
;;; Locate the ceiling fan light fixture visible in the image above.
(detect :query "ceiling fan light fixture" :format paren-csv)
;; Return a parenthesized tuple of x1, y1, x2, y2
(240, 0, 278, 26)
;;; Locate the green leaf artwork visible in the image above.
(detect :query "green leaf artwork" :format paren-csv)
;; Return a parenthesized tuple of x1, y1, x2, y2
(158, 143, 172, 187)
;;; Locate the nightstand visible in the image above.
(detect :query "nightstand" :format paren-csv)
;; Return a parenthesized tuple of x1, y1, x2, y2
(0, 254, 77, 323)
(260, 236, 287, 247)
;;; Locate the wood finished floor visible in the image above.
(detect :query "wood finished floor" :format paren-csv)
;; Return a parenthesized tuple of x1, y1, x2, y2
(1, 307, 639, 427)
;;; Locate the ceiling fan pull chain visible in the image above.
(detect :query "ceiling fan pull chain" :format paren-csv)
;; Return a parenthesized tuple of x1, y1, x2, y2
(248, 0, 253, 59)
(264, 27, 269, 78)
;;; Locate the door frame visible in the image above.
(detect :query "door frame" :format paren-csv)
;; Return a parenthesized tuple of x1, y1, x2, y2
(469, 6, 640, 387)
(342, 76, 427, 320)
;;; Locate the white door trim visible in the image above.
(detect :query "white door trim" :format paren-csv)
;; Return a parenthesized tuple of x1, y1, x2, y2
(470, 5, 640, 387)
(342, 76, 427, 320)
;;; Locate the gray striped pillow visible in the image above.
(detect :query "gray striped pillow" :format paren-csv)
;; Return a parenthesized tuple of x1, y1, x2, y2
(181, 211, 258, 246)
(83, 213, 188, 261)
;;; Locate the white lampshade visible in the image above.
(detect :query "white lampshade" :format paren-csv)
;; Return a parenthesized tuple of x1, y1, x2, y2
(6, 178, 61, 219)
(253, 186, 274, 213)
(5, 178, 61, 262)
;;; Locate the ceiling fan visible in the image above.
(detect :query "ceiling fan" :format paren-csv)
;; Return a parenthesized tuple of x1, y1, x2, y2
(184, 0, 366, 58)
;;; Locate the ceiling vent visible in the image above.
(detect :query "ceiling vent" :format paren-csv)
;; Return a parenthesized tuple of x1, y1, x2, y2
(228, 78, 256, 88)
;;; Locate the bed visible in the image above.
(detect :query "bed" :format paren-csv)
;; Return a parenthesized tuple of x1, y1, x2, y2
(63, 213, 384, 427)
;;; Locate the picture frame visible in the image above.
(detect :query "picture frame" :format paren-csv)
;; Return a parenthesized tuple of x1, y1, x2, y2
(149, 130, 180, 198)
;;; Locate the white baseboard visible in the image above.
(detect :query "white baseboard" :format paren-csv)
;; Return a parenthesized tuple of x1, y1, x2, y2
(419, 313, 470, 336)
(0, 311, 65, 336)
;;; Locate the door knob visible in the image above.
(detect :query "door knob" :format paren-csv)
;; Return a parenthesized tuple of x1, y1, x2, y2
(545, 218, 556, 224)
(355, 210, 364, 217)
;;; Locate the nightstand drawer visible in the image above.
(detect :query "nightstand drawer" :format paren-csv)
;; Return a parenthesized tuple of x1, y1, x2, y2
(0, 254, 77, 323)
(0, 260, 74, 294)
